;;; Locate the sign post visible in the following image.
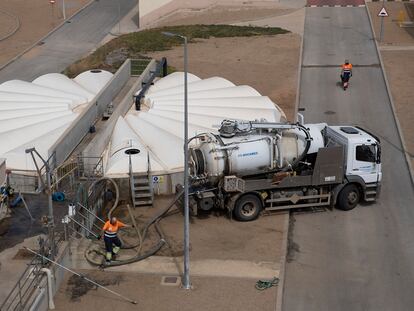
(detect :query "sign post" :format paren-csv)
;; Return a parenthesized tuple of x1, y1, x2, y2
(378, 6, 389, 43)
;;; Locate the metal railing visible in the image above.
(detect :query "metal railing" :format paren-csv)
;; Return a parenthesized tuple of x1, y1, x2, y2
(0, 234, 64, 311)
(76, 155, 104, 180)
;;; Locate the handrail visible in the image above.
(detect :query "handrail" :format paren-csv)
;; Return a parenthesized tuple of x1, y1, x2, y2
(0, 234, 63, 311)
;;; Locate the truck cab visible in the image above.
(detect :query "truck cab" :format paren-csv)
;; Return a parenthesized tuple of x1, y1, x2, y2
(325, 126, 382, 184)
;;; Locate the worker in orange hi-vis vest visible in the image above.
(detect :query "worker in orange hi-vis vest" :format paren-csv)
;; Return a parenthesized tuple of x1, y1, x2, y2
(100, 217, 131, 263)
(340, 59, 353, 84)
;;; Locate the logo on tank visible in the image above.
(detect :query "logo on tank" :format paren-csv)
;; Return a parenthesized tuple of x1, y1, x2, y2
(238, 151, 258, 157)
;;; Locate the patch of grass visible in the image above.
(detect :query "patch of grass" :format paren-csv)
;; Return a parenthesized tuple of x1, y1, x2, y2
(63, 24, 289, 77)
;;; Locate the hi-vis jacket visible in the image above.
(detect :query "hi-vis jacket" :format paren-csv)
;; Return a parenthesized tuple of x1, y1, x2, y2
(341, 63, 353, 74)
(103, 220, 125, 238)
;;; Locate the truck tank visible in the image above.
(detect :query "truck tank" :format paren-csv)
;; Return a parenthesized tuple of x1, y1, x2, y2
(189, 121, 326, 183)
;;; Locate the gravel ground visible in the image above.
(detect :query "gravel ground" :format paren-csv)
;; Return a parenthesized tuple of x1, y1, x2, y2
(147, 33, 301, 121)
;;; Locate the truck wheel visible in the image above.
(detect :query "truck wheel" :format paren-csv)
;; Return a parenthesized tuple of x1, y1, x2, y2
(336, 185, 360, 211)
(233, 194, 262, 221)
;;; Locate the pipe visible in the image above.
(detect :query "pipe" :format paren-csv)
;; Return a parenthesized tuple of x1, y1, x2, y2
(87, 177, 120, 220)
(29, 287, 45, 311)
(84, 189, 184, 267)
(40, 268, 55, 309)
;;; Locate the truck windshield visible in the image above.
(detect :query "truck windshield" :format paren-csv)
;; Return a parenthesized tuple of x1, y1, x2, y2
(356, 145, 376, 163)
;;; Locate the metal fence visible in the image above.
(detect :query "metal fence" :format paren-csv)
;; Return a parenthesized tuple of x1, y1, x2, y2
(0, 179, 105, 310)
(0, 234, 64, 311)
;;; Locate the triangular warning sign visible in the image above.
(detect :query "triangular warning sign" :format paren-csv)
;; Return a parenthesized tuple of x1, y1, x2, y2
(378, 7, 389, 17)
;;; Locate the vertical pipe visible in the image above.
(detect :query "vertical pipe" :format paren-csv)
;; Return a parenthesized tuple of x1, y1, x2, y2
(182, 36, 191, 290)
(118, 1, 121, 34)
(46, 170, 56, 259)
(41, 268, 55, 309)
(62, 0, 66, 20)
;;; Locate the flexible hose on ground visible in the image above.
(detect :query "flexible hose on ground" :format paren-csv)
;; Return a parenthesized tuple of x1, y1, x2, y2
(87, 177, 120, 219)
(84, 189, 184, 267)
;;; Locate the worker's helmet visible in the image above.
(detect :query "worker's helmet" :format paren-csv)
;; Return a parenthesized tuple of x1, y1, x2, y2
(345, 59, 349, 65)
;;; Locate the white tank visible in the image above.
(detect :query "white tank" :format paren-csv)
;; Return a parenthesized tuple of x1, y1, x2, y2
(191, 124, 326, 182)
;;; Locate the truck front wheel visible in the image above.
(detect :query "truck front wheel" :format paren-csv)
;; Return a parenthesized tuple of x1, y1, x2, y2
(233, 194, 262, 221)
(336, 185, 360, 211)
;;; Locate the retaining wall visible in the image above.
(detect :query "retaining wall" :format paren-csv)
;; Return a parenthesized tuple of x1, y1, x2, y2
(0, 158, 5, 183)
(48, 60, 132, 168)
(81, 59, 157, 173)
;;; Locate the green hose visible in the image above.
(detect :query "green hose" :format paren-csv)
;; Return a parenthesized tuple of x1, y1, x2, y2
(255, 277, 279, 290)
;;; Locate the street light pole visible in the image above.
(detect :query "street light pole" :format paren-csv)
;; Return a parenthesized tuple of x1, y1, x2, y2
(62, 0, 66, 20)
(118, 1, 121, 34)
(25, 148, 56, 259)
(161, 32, 191, 289)
(182, 35, 191, 290)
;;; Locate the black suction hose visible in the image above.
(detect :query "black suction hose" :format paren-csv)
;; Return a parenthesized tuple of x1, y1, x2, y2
(84, 189, 184, 267)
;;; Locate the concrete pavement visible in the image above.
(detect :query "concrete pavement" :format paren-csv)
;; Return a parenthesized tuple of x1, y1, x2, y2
(0, 0, 137, 83)
(283, 7, 414, 311)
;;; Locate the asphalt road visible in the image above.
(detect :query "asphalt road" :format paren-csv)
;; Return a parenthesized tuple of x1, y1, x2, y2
(283, 7, 414, 311)
(0, 0, 137, 83)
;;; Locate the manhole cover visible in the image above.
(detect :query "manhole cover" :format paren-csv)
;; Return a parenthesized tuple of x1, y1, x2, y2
(161, 276, 181, 286)
(324, 110, 336, 115)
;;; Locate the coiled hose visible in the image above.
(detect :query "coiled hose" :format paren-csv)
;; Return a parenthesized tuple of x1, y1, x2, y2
(84, 186, 184, 267)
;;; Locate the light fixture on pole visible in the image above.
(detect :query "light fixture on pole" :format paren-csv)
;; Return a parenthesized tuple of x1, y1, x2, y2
(161, 31, 191, 290)
(25, 147, 56, 259)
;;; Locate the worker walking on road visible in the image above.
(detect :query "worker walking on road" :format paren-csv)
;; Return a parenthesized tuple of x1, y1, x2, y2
(340, 59, 353, 83)
(101, 217, 130, 263)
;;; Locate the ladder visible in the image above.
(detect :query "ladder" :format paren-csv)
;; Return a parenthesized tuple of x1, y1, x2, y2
(129, 154, 153, 207)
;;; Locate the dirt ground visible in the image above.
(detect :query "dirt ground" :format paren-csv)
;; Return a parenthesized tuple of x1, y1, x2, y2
(147, 33, 300, 121)
(368, 2, 414, 45)
(151, 5, 296, 28)
(56, 193, 285, 310)
(145, 5, 301, 121)
(0, 0, 90, 67)
(54, 194, 285, 311)
(53, 270, 278, 311)
(368, 3, 414, 169)
(82, 195, 285, 271)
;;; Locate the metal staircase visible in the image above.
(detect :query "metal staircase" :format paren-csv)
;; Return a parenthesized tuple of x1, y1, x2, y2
(129, 154, 153, 207)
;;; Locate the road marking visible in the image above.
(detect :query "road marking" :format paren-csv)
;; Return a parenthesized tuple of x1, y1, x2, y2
(302, 64, 381, 68)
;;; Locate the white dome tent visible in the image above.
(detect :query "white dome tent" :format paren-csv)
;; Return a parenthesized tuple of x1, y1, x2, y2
(104, 72, 287, 194)
(0, 70, 113, 171)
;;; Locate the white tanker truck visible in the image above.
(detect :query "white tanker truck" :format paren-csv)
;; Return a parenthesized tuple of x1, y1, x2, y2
(185, 119, 382, 221)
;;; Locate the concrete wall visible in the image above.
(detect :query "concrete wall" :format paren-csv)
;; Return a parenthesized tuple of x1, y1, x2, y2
(26, 242, 71, 311)
(48, 60, 132, 168)
(0, 158, 5, 183)
(81, 59, 157, 174)
(139, 0, 279, 28)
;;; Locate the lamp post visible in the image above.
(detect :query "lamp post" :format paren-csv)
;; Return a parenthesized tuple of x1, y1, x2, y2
(25, 148, 55, 259)
(161, 31, 190, 290)
(118, 1, 121, 34)
(62, 0, 66, 20)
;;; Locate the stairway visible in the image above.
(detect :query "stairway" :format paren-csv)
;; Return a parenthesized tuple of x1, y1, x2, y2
(132, 173, 153, 207)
